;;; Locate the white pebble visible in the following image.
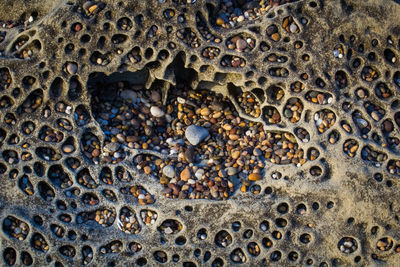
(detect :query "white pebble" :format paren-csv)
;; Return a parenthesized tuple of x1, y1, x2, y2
(150, 106, 165, 117)
(177, 97, 186, 104)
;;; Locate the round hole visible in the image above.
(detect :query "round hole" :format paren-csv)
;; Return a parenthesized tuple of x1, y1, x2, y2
(277, 202, 289, 214)
(312, 202, 319, 210)
(175, 236, 186, 245)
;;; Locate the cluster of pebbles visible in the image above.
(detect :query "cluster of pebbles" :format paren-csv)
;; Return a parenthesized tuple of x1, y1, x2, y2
(91, 80, 305, 200)
(214, 0, 297, 28)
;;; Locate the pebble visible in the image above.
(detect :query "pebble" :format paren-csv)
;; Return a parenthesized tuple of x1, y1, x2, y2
(371, 111, 379, 121)
(104, 142, 120, 153)
(227, 167, 238, 176)
(150, 106, 165, 117)
(62, 145, 75, 153)
(249, 173, 262, 181)
(236, 38, 247, 52)
(120, 90, 137, 103)
(232, 150, 240, 159)
(289, 23, 298, 33)
(143, 166, 151, 175)
(271, 33, 280, 42)
(195, 169, 204, 180)
(66, 62, 77, 75)
(180, 167, 191, 182)
(185, 125, 209, 146)
(162, 165, 175, 178)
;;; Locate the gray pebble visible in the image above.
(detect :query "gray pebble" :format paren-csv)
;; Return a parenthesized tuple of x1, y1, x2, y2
(162, 165, 175, 178)
(104, 142, 120, 153)
(226, 167, 238, 176)
(185, 125, 209, 146)
(120, 90, 137, 103)
(66, 62, 77, 74)
(150, 106, 165, 117)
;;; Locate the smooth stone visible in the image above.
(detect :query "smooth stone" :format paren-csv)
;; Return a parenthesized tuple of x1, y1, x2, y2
(200, 107, 211, 116)
(66, 62, 77, 74)
(195, 169, 204, 179)
(249, 173, 262, 181)
(271, 33, 280, 41)
(371, 111, 379, 121)
(236, 38, 247, 51)
(289, 23, 298, 33)
(151, 91, 161, 102)
(120, 90, 137, 103)
(227, 167, 238, 176)
(63, 145, 74, 153)
(104, 142, 120, 153)
(185, 125, 209, 146)
(216, 17, 225, 26)
(232, 151, 240, 159)
(150, 106, 165, 117)
(184, 146, 195, 163)
(162, 165, 175, 178)
(180, 167, 191, 182)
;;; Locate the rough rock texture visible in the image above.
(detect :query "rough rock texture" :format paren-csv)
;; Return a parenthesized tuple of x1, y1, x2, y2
(0, 0, 400, 266)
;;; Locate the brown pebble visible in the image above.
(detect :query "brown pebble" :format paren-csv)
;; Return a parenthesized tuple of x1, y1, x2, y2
(180, 167, 191, 182)
(143, 166, 151, 175)
(249, 173, 262, 181)
(92, 149, 100, 157)
(271, 33, 280, 42)
(232, 150, 240, 159)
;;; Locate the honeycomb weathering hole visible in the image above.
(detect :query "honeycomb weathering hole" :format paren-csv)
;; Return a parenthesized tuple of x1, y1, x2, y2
(1, 0, 400, 266)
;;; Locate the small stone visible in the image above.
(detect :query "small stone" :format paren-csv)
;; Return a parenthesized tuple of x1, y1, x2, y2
(317, 94, 324, 104)
(66, 62, 77, 74)
(92, 149, 100, 157)
(200, 107, 211, 116)
(371, 111, 379, 121)
(229, 134, 240, 141)
(104, 142, 120, 153)
(162, 165, 175, 178)
(236, 38, 247, 52)
(383, 120, 393, 132)
(232, 151, 240, 159)
(249, 173, 262, 181)
(143, 166, 151, 175)
(356, 89, 365, 98)
(185, 125, 209, 146)
(184, 146, 195, 163)
(271, 33, 280, 42)
(227, 167, 238, 176)
(151, 91, 161, 102)
(180, 167, 191, 182)
(289, 23, 298, 33)
(216, 17, 225, 26)
(120, 90, 137, 103)
(63, 145, 74, 153)
(150, 106, 165, 117)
